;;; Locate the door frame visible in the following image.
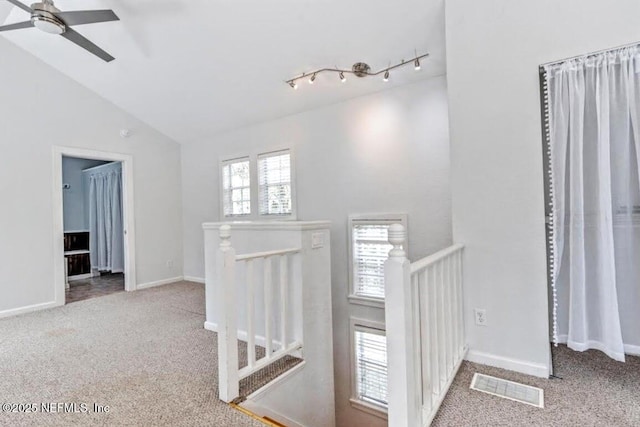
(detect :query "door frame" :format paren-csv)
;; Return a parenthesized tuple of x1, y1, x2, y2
(52, 146, 137, 305)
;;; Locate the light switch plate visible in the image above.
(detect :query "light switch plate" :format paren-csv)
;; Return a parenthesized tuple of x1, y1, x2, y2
(312, 232, 324, 249)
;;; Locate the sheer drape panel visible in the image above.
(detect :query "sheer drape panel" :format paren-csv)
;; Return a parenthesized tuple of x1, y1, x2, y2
(88, 166, 124, 274)
(546, 47, 640, 362)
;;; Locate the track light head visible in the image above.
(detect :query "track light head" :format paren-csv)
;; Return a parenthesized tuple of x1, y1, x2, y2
(414, 58, 421, 71)
(309, 74, 316, 84)
(289, 81, 298, 90)
(383, 70, 390, 82)
(339, 71, 346, 82)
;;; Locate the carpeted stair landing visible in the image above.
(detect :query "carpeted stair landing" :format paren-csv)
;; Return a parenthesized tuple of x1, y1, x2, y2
(238, 341, 303, 398)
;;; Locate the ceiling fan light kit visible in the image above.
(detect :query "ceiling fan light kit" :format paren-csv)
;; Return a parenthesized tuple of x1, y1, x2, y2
(286, 52, 429, 89)
(31, 1, 64, 34)
(0, 0, 120, 61)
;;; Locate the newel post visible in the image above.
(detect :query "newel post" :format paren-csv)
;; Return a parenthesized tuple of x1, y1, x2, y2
(217, 225, 239, 402)
(384, 224, 420, 427)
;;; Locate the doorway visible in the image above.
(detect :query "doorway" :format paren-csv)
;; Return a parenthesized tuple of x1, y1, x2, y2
(53, 147, 137, 306)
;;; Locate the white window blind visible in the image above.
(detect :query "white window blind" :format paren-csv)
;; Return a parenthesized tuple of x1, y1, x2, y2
(222, 158, 251, 217)
(258, 150, 292, 216)
(355, 327, 388, 408)
(352, 224, 393, 299)
(349, 214, 407, 303)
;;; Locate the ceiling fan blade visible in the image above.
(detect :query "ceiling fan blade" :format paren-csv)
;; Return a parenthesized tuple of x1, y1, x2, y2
(54, 10, 119, 27)
(4, 0, 32, 14)
(0, 20, 33, 32)
(60, 28, 114, 62)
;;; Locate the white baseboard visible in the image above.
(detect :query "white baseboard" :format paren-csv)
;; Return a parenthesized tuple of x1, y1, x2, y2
(183, 276, 205, 284)
(204, 321, 280, 349)
(625, 344, 640, 356)
(0, 277, 187, 320)
(466, 349, 549, 378)
(204, 321, 218, 332)
(136, 276, 183, 290)
(0, 300, 61, 320)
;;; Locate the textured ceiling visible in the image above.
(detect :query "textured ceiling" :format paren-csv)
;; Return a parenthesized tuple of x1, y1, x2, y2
(1, 0, 445, 143)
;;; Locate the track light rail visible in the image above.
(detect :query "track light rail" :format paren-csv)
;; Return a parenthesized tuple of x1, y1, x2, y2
(285, 52, 429, 88)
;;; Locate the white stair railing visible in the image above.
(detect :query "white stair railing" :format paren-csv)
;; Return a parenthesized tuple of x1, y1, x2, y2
(217, 225, 303, 403)
(385, 224, 466, 427)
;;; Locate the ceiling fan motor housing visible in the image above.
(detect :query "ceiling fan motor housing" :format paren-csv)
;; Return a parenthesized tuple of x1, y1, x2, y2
(30, 1, 65, 34)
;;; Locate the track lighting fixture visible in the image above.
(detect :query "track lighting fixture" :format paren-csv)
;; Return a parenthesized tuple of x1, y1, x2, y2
(285, 52, 428, 89)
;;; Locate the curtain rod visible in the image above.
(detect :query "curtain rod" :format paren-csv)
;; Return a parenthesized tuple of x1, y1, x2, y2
(82, 161, 119, 173)
(539, 40, 640, 68)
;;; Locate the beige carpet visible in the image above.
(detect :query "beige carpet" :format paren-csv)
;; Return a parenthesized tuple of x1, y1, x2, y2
(6, 281, 639, 427)
(0, 281, 270, 427)
(433, 345, 640, 426)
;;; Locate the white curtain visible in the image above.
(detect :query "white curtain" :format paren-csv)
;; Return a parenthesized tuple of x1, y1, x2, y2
(88, 167, 124, 273)
(546, 47, 640, 362)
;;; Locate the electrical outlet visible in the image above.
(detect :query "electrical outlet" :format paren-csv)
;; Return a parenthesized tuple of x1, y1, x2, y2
(474, 308, 487, 326)
(166, 260, 174, 269)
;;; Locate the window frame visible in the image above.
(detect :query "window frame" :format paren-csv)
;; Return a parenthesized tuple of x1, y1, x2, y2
(257, 149, 295, 218)
(220, 156, 252, 218)
(349, 317, 388, 419)
(219, 147, 297, 221)
(347, 213, 408, 308)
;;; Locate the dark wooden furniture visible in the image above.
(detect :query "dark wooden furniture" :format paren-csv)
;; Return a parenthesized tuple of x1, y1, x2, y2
(64, 231, 91, 277)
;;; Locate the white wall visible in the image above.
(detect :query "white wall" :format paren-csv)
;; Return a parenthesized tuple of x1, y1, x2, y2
(182, 76, 452, 427)
(62, 157, 109, 231)
(0, 38, 183, 316)
(446, 0, 640, 376)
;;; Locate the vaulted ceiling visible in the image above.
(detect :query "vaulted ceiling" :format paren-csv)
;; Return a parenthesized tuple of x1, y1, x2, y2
(0, 0, 445, 144)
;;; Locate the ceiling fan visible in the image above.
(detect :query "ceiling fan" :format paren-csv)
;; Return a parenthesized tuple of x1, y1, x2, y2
(0, 0, 119, 62)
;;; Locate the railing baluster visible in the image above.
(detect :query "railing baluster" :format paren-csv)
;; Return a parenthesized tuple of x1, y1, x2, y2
(419, 268, 432, 414)
(449, 256, 455, 372)
(457, 249, 464, 358)
(444, 256, 452, 375)
(412, 274, 422, 414)
(264, 256, 273, 357)
(246, 259, 256, 368)
(431, 263, 441, 397)
(438, 259, 447, 388)
(280, 254, 288, 351)
(450, 253, 458, 364)
(457, 251, 463, 359)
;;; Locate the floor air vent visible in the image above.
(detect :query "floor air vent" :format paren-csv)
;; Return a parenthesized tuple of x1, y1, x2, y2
(470, 373, 544, 408)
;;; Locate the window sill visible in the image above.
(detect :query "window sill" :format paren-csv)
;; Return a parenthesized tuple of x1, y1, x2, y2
(349, 398, 388, 420)
(348, 294, 385, 309)
(222, 214, 298, 221)
(259, 214, 297, 220)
